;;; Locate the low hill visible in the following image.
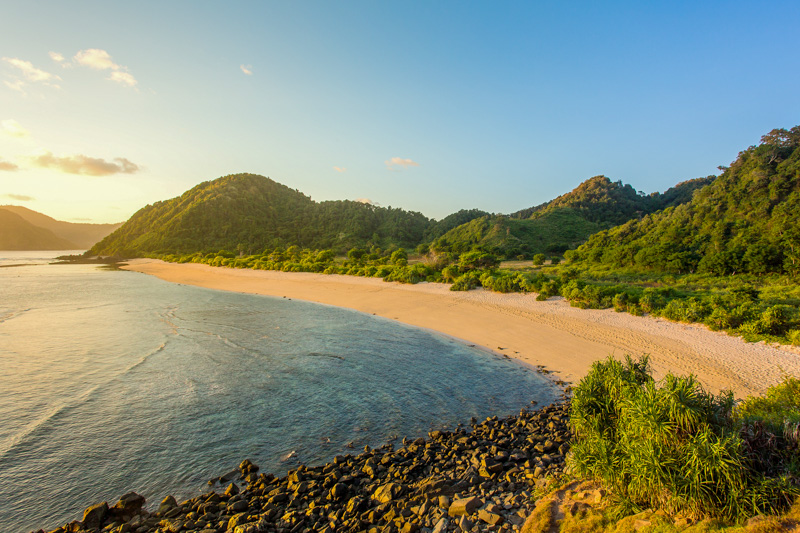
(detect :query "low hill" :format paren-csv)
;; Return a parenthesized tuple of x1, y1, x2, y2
(0, 209, 79, 250)
(89, 173, 432, 256)
(0, 205, 123, 249)
(567, 126, 800, 275)
(422, 208, 491, 242)
(431, 176, 712, 258)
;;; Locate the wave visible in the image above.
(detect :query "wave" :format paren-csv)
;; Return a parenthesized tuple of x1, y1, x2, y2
(0, 340, 170, 462)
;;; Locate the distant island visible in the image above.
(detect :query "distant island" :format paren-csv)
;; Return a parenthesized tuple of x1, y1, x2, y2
(0, 205, 122, 251)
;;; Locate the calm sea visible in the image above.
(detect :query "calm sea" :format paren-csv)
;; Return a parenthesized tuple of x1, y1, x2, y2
(0, 252, 558, 532)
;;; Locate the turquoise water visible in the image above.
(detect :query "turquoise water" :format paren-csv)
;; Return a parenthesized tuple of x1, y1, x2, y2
(0, 253, 558, 532)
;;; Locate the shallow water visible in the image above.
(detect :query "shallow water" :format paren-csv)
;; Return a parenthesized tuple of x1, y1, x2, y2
(0, 252, 559, 532)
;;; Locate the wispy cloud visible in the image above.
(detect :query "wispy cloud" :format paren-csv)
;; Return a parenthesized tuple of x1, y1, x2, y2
(49, 51, 65, 63)
(333, 166, 347, 173)
(73, 49, 137, 87)
(0, 159, 19, 171)
(2, 119, 30, 138)
(3, 193, 34, 201)
(2, 57, 61, 93)
(385, 157, 420, 170)
(240, 64, 253, 75)
(2, 57, 60, 83)
(30, 151, 140, 176)
(4, 80, 25, 93)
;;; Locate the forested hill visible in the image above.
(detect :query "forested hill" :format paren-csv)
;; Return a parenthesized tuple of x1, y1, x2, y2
(89, 174, 432, 256)
(566, 127, 800, 275)
(509, 175, 713, 224)
(428, 176, 712, 258)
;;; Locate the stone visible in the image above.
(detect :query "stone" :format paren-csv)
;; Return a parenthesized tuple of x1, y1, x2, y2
(227, 512, 250, 530)
(373, 482, 403, 503)
(82, 501, 109, 530)
(432, 517, 449, 533)
(448, 496, 483, 517)
(478, 509, 504, 525)
(157, 495, 178, 515)
(228, 499, 249, 513)
(457, 515, 474, 531)
(329, 483, 348, 501)
(219, 469, 239, 483)
(400, 522, 420, 533)
(224, 482, 240, 496)
(110, 492, 145, 520)
(239, 459, 259, 474)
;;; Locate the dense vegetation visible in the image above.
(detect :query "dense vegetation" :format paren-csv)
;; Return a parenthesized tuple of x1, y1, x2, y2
(425, 176, 710, 259)
(568, 128, 800, 276)
(510, 175, 713, 225)
(569, 356, 800, 522)
(92, 171, 706, 260)
(89, 174, 432, 256)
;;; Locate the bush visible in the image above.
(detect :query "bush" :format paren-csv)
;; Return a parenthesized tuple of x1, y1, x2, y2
(569, 356, 799, 521)
(451, 271, 482, 291)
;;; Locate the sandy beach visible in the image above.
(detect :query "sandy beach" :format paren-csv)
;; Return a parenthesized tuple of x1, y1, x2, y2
(122, 259, 800, 398)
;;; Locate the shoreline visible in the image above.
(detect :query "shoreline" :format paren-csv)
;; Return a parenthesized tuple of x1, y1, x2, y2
(121, 259, 800, 398)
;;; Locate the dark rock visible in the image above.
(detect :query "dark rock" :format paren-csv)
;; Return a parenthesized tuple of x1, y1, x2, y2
(110, 492, 145, 521)
(81, 501, 108, 530)
(373, 482, 403, 503)
(157, 495, 177, 516)
(448, 496, 482, 517)
(224, 482, 240, 497)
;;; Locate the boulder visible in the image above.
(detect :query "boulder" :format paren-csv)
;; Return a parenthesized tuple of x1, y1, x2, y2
(373, 482, 403, 504)
(110, 492, 145, 520)
(448, 496, 482, 517)
(157, 495, 178, 515)
(81, 501, 108, 530)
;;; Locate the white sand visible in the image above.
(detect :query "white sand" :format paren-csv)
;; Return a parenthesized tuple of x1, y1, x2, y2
(122, 259, 800, 398)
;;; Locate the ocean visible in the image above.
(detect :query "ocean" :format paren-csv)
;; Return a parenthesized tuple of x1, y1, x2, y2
(0, 252, 559, 532)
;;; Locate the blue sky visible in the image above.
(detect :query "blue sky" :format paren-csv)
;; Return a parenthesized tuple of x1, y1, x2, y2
(1, 1, 798, 223)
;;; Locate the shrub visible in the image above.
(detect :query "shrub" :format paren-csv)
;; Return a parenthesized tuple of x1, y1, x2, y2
(451, 271, 482, 291)
(569, 356, 799, 521)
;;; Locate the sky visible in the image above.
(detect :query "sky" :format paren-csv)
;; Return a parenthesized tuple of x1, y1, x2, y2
(1, 1, 799, 224)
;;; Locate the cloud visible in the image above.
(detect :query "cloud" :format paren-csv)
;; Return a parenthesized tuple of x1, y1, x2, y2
(73, 49, 137, 87)
(333, 166, 347, 173)
(2, 119, 29, 138)
(240, 64, 253, 75)
(355, 198, 375, 205)
(3, 193, 34, 201)
(109, 71, 137, 87)
(49, 51, 65, 63)
(2, 57, 60, 83)
(4, 80, 25, 93)
(73, 49, 117, 70)
(0, 159, 19, 171)
(385, 157, 420, 170)
(30, 151, 140, 176)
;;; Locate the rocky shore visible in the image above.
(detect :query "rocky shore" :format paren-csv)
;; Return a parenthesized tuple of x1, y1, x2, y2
(32, 402, 571, 533)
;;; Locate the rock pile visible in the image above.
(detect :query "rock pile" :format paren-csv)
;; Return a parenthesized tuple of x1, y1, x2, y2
(33, 402, 571, 533)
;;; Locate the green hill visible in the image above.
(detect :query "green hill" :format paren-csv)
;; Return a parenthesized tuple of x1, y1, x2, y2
(0, 205, 123, 249)
(89, 173, 432, 256)
(430, 176, 712, 259)
(0, 209, 80, 250)
(567, 126, 800, 275)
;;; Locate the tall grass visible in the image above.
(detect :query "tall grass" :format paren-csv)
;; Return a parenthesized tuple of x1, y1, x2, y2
(569, 356, 799, 521)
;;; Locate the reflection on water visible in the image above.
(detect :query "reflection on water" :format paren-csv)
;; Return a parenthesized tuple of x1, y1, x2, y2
(0, 253, 558, 532)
